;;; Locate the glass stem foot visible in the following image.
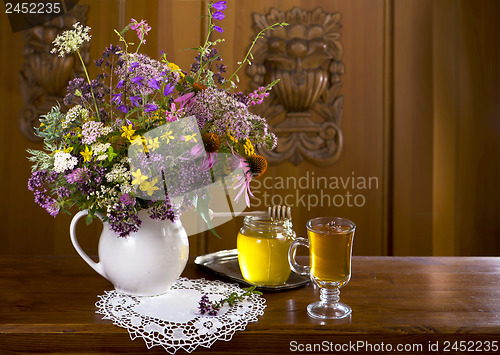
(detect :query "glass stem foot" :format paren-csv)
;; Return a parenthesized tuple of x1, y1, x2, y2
(307, 287, 351, 319)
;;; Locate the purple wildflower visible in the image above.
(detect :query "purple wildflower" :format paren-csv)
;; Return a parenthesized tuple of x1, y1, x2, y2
(111, 93, 122, 105)
(129, 95, 141, 107)
(107, 202, 142, 238)
(28, 170, 48, 191)
(96, 44, 123, 69)
(118, 105, 129, 113)
(213, 25, 223, 33)
(198, 294, 219, 316)
(163, 83, 174, 96)
(212, 11, 225, 20)
(131, 76, 144, 85)
(148, 198, 176, 222)
(114, 53, 178, 96)
(212, 1, 227, 11)
(66, 168, 89, 184)
(148, 78, 160, 90)
(56, 186, 71, 199)
(46, 200, 60, 217)
(144, 103, 158, 112)
(119, 193, 135, 206)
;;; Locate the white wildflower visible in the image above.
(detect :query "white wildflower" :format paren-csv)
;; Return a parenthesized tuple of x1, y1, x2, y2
(105, 163, 131, 183)
(101, 126, 113, 136)
(91, 142, 110, 154)
(53, 151, 78, 173)
(120, 183, 133, 194)
(51, 22, 91, 57)
(63, 105, 89, 129)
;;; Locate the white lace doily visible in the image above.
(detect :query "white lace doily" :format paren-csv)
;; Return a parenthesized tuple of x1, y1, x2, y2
(95, 277, 266, 353)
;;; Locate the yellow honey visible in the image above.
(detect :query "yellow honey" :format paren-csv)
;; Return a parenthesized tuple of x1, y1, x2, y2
(237, 216, 295, 286)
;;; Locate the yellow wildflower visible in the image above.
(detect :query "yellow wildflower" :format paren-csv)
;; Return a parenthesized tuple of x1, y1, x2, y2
(147, 137, 159, 151)
(121, 124, 136, 141)
(161, 130, 174, 144)
(244, 139, 255, 156)
(130, 135, 144, 146)
(168, 62, 185, 78)
(80, 146, 93, 162)
(227, 131, 237, 142)
(140, 178, 160, 196)
(183, 134, 198, 143)
(131, 169, 148, 186)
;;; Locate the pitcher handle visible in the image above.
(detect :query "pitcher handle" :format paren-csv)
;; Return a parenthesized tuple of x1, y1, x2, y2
(70, 210, 105, 278)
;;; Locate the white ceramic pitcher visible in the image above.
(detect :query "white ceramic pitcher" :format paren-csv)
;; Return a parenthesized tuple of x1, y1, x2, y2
(70, 209, 189, 296)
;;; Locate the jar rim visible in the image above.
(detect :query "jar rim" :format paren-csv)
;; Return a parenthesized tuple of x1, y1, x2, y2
(306, 216, 356, 235)
(243, 215, 291, 230)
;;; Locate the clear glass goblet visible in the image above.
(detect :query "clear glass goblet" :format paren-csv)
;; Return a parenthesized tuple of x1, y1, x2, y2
(289, 217, 356, 319)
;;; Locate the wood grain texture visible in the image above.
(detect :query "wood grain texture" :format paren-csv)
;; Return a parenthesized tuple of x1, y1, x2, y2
(0, 0, 499, 257)
(1, 256, 500, 354)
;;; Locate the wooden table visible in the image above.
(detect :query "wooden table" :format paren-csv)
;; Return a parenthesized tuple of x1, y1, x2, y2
(1, 256, 500, 354)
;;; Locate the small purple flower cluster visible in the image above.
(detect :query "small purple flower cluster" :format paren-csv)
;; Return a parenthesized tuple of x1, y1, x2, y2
(148, 198, 176, 223)
(186, 87, 273, 147)
(67, 164, 105, 195)
(66, 167, 89, 184)
(64, 77, 106, 110)
(198, 294, 220, 316)
(95, 44, 123, 69)
(190, 48, 227, 84)
(186, 86, 245, 130)
(28, 170, 60, 217)
(114, 53, 178, 98)
(107, 202, 142, 238)
(81, 120, 105, 145)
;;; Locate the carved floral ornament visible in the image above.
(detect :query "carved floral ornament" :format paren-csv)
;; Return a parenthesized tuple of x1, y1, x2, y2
(248, 7, 344, 166)
(18, 5, 89, 142)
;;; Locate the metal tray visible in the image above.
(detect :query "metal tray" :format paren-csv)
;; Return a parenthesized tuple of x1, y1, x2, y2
(194, 249, 310, 292)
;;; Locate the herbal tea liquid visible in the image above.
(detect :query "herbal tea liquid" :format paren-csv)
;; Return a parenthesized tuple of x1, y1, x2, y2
(309, 225, 354, 288)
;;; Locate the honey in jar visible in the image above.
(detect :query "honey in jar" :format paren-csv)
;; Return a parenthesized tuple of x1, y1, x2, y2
(237, 215, 296, 286)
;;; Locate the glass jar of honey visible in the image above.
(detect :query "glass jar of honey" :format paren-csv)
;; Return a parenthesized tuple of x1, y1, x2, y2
(237, 215, 296, 286)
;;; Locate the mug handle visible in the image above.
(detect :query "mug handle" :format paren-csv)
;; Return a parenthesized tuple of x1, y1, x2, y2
(288, 237, 310, 276)
(70, 210, 106, 278)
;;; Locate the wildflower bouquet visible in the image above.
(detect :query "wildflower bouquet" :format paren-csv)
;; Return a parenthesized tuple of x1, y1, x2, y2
(27, 1, 286, 237)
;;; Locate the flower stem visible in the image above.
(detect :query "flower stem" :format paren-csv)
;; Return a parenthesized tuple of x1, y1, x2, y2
(197, 9, 214, 83)
(225, 22, 287, 88)
(77, 51, 100, 120)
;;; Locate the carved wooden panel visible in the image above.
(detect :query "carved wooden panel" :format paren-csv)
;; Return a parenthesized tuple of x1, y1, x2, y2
(248, 7, 344, 166)
(18, 5, 89, 142)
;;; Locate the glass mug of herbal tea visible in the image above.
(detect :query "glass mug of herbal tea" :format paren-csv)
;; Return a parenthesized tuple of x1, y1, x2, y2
(288, 217, 356, 319)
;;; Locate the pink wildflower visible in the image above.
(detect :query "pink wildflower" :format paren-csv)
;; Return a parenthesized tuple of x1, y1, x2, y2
(130, 19, 151, 43)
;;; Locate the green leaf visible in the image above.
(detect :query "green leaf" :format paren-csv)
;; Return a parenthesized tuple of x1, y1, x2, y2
(175, 83, 185, 92)
(85, 213, 94, 225)
(194, 194, 221, 239)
